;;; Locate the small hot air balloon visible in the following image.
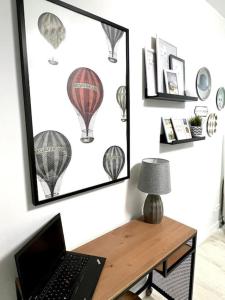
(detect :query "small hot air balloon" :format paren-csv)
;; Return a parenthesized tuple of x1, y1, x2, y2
(67, 67, 104, 143)
(38, 12, 66, 65)
(103, 146, 125, 180)
(101, 23, 124, 63)
(34, 130, 72, 198)
(116, 86, 127, 122)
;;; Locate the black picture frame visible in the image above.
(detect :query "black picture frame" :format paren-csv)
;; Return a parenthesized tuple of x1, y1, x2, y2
(16, 0, 130, 206)
(169, 55, 185, 95)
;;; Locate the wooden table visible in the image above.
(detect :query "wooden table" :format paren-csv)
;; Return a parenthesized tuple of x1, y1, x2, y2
(74, 217, 197, 300)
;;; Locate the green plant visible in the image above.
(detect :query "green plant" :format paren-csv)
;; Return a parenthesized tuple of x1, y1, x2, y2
(189, 115, 202, 126)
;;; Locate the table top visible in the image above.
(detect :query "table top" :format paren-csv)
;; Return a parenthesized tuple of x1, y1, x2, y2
(74, 217, 197, 300)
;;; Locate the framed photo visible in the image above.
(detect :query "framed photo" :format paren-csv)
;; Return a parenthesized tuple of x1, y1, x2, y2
(144, 48, 157, 96)
(169, 55, 185, 95)
(156, 37, 177, 93)
(171, 118, 192, 140)
(164, 69, 179, 95)
(162, 118, 176, 143)
(17, 0, 130, 205)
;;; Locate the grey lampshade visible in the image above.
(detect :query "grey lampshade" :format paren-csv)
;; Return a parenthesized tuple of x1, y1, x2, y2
(138, 158, 171, 195)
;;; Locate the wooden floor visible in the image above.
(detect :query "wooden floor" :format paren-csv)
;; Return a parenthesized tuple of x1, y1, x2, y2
(141, 229, 225, 300)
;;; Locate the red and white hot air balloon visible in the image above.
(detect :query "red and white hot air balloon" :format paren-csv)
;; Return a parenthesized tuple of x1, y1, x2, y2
(67, 67, 104, 143)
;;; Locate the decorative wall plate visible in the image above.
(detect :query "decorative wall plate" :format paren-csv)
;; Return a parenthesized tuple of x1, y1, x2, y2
(194, 106, 208, 117)
(207, 113, 218, 137)
(216, 87, 225, 110)
(196, 67, 211, 100)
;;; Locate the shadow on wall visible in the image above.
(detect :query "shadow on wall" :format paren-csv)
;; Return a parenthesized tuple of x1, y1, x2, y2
(11, 0, 33, 211)
(0, 252, 18, 300)
(125, 163, 145, 219)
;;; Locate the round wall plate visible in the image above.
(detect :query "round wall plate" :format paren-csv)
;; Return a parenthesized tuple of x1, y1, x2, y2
(216, 87, 225, 110)
(207, 113, 218, 137)
(196, 67, 211, 100)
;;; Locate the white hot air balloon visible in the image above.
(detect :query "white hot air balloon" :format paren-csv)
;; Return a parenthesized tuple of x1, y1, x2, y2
(38, 12, 66, 65)
(116, 86, 127, 122)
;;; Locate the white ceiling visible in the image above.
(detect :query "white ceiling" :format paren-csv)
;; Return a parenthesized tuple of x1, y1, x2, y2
(206, 0, 225, 18)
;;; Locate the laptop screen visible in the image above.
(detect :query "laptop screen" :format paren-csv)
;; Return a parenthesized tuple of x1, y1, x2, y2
(15, 214, 66, 300)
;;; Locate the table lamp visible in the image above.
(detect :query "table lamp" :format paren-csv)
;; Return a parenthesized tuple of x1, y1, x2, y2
(138, 158, 171, 224)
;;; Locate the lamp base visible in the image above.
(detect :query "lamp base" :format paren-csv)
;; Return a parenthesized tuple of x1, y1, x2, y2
(143, 194, 163, 224)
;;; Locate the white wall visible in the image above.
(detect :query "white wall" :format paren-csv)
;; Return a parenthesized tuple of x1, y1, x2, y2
(1, 0, 225, 299)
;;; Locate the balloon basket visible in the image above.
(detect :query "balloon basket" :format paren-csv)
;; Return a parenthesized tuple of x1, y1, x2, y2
(81, 137, 94, 143)
(108, 56, 117, 63)
(45, 192, 59, 199)
(48, 57, 58, 65)
(81, 129, 94, 143)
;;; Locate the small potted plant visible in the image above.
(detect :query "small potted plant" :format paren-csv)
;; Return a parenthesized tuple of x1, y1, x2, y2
(189, 115, 202, 137)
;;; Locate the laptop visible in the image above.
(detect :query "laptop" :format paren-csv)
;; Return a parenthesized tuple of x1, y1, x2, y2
(15, 214, 106, 300)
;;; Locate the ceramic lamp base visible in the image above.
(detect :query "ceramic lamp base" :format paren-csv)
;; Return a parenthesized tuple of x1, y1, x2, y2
(143, 194, 163, 224)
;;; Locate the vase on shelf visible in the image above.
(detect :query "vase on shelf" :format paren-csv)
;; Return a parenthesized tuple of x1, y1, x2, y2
(189, 115, 203, 137)
(190, 126, 202, 137)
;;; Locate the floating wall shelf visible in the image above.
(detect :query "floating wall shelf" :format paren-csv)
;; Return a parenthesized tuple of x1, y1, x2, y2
(160, 135, 205, 145)
(145, 91, 198, 102)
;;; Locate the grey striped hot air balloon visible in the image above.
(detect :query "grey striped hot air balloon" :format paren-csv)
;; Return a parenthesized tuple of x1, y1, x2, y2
(103, 146, 125, 180)
(34, 130, 72, 199)
(101, 23, 124, 63)
(116, 86, 127, 122)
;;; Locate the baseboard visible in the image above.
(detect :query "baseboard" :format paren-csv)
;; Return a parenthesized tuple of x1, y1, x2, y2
(197, 221, 220, 245)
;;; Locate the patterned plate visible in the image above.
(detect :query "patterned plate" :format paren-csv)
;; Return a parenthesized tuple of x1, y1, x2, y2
(196, 67, 211, 100)
(207, 113, 218, 137)
(216, 87, 225, 110)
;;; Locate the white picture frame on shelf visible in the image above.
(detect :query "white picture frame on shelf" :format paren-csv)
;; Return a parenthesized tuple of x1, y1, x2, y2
(144, 48, 157, 96)
(156, 36, 177, 93)
(171, 118, 192, 140)
(169, 55, 185, 95)
(162, 118, 176, 143)
(164, 69, 179, 95)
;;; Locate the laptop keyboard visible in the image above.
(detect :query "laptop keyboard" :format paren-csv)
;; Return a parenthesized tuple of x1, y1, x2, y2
(38, 253, 89, 300)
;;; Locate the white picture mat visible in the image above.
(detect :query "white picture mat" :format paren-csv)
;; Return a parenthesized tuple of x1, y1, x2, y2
(145, 48, 156, 96)
(162, 118, 176, 143)
(171, 118, 191, 140)
(156, 37, 177, 93)
(164, 69, 179, 95)
(23, 0, 128, 201)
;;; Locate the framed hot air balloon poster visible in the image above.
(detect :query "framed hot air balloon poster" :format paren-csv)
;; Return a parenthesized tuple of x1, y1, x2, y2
(16, 0, 130, 205)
